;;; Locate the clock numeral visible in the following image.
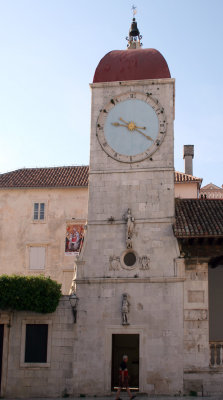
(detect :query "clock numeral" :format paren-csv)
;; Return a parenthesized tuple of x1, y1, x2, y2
(130, 93, 136, 98)
(98, 126, 103, 131)
(160, 123, 165, 127)
(114, 152, 118, 157)
(130, 156, 133, 162)
(103, 142, 107, 147)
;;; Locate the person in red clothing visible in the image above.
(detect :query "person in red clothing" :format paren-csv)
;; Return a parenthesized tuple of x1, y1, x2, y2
(115, 355, 136, 400)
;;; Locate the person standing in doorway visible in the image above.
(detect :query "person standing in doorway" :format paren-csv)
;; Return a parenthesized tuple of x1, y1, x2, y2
(115, 355, 136, 400)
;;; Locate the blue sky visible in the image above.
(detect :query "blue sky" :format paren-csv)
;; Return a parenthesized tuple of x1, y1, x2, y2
(0, 0, 222, 186)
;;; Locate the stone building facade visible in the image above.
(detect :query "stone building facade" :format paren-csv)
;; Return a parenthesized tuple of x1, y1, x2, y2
(0, 18, 223, 398)
(0, 166, 89, 294)
(199, 183, 223, 199)
(0, 166, 201, 296)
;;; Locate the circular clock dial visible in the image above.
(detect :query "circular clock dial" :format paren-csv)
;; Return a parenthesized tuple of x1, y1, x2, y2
(96, 92, 166, 163)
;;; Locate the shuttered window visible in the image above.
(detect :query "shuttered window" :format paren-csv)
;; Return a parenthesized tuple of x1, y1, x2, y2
(25, 324, 48, 363)
(29, 247, 45, 270)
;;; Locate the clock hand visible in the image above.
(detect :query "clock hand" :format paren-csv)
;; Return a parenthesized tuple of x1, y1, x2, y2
(120, 118, 146, 131)
(111, 122, 128, 128)
(119, 117, 129, 125)
(135, 128, 154, 141)
(112, 120, 152, 141)
(135, 125, 146, 130)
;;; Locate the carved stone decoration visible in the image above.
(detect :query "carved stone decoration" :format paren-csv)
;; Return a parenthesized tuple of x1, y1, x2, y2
(123, 208, 135, 249)
(121, 293, 130, 325)
(139, 255, 150, 270)
(184, 309, 208, 321)
(109, 256, 120, 271)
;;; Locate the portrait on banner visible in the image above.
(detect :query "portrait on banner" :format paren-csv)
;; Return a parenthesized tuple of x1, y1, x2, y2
(65, 224, 85, 255)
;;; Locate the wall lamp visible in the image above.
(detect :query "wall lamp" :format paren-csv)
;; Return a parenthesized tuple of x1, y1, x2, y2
(69, 293, 79, 323)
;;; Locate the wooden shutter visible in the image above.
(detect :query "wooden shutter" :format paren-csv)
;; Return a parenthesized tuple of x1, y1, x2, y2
(25, 324, 48, 363)
(29, 247, 46, 270)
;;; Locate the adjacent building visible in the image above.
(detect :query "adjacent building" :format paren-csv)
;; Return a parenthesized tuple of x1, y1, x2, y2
(200, 183, 223, 199)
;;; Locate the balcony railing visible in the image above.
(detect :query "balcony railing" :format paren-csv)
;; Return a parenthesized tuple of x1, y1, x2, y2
(210, 342, 223, 367)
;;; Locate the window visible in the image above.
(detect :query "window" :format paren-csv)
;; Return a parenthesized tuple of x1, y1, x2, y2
(20, 319, 52, 367)
(33, 202, 45, 221)
(25, 324, 48, 363)
(29, 246, 45, 270)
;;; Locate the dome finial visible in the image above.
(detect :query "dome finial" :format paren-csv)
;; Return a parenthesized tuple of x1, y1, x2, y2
(126, 5, 143, 49)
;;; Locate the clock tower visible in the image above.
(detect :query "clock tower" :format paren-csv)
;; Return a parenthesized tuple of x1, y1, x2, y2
(73, 18, 183, 395)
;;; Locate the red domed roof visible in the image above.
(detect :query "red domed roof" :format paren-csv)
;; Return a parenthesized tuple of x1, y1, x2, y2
(93, 48, 171, 83)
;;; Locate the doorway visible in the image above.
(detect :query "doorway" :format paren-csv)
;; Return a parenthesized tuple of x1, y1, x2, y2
(111, 334, 139, 391)
(209, 262, 223, 341)
(0, 325, 4, 390)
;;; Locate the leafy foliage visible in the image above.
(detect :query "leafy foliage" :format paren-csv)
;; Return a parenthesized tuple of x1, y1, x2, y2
(0, 275, 61, 313)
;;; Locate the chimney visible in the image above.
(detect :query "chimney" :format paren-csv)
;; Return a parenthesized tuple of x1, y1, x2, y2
(183, 145, 194, 175)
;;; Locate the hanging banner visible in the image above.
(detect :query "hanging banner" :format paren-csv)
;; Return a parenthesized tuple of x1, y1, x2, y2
(65, 224, 85, 255)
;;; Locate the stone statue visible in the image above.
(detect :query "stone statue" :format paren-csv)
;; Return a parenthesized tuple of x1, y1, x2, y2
(121, 293, 130, 325)
(69, 263, 77, 294)
(124, 208, 135, 249)
(109, 256, 120, 271)
(139, 255, 150, 270)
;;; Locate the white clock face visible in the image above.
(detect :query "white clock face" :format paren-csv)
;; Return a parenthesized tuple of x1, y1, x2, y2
(96, 92, 166, 163)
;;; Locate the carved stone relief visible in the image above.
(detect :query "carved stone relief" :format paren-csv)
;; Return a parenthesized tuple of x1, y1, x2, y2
(139, 255, 150, 270)
(184, 309, 208, 321)
(109, 253, 150, 271)
(109, 256, 120, 271)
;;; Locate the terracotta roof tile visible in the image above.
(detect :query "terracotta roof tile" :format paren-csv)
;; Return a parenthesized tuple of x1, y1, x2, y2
(0, 166, 89, 188)
(0, 167, 201, 189)
(174, 199, 223, 238)
(175, 171, 202, 183)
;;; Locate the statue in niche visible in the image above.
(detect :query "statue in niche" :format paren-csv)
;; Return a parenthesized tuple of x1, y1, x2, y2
(139, 255, 150, 270)
(121, 293, 130, 325)
(124, 208, 135, 249)
(109, 256, 120, 271)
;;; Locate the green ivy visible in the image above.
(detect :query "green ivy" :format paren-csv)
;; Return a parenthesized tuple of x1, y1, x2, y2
(0, 275, 62, 313)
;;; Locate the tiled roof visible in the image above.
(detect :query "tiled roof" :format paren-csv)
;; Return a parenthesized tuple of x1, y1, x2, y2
(0, 166, 89, 188)
(0, 167, 201, 189)
(174, 199, 223, 238)
(200, 183, 222, 190)
(175, 171, 202, 183)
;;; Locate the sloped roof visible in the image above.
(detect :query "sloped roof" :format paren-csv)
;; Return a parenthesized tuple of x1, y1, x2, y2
(174, 199, 223, 238)
(175, 171, 202, 183)
(0, 167, 201, 189)
(200, 183, 222, 190)
(0, 166, 89, 188)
